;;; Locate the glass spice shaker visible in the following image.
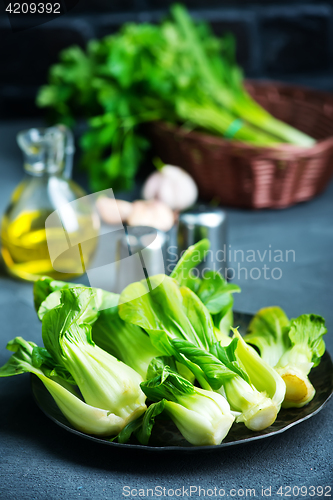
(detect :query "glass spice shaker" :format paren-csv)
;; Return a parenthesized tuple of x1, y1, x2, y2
(0, 125, 100, 281)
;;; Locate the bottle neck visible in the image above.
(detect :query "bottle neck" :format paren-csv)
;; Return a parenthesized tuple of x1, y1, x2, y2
(18, 126, 71, 178)
(23, 159, 64, 177)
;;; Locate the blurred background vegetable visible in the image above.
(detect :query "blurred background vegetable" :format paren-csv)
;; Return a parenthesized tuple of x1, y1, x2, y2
(36, 4, 315, 193)
(142, 163, 198, 211)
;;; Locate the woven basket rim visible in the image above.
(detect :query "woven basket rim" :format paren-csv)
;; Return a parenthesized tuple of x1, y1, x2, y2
(153, 121, 333, 155)
(151, 80, 333, 155)
(245, 79, 333, 104)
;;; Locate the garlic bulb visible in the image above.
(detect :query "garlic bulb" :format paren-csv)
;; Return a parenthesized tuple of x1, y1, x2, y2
(127, 200, 175, 232)
(96, 197, 133, 225)
(142, 165, 198, 211)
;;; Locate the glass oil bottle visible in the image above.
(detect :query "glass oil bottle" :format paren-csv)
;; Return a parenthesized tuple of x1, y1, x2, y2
(1, 125, 100, 281)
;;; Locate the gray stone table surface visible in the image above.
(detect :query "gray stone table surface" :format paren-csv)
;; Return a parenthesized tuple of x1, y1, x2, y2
(0, 121, 332, 500)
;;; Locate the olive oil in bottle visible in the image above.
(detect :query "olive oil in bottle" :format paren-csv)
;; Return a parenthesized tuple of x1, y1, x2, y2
(0, 126, 100, 282)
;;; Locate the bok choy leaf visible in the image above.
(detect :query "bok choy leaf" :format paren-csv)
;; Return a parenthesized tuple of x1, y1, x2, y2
(170, 240, 240, 336)
(119, 274, 216, 351)
(244, 306, 290, 367)
(92, 304, 164, 380)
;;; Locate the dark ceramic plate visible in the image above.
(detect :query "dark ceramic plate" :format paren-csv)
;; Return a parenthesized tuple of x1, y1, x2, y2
(31, 312, 333, 452)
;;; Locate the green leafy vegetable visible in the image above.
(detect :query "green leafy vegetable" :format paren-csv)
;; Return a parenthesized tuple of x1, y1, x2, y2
(92, 304, 164, 380)
(170, 239, 210, 290)
(115, 400, 167, 445)
(275, 314, 327, 408)
(171, 4, 313, 147)
(196, 272, 240, 338)
(196, 272, 240, 316)
(31, 345, 76, 385)
(170, 338, 245, 389)
(244, 306, 290, 367)
(245, 308, 327, 408)
(34, 277, 119, 322)
(119, 274, 216, 351)
(2, 237, 329, 447)
(283, 314, 326, 369)
(33, 276, 69, 312)
(231, 330, 286, 409)
(170, 240, 240, 337)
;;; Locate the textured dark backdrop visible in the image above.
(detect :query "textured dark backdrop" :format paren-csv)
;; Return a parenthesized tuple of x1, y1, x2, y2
(1, 0, 333, 118)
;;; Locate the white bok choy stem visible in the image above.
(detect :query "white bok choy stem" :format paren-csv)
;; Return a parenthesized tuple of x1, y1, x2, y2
(169, 338, 279, 432)
(232, 329, 286, 410)
(141, 364, 235, 446)
(208, 329, 285, 430)
(0, 337, 126, 436)
(218, 376, 278, 432)
(39, 373, 127, 436)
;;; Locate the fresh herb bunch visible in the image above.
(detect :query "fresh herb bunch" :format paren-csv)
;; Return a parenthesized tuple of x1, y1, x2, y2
(37, 4, 315, 192)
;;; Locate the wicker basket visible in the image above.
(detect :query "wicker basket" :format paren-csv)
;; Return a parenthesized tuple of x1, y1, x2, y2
(149, 81, 333, 209)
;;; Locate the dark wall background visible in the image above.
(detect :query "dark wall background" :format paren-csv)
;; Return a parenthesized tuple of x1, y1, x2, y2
(1, 0, 333, 119)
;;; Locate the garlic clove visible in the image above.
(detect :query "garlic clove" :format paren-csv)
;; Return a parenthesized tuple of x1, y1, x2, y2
(96, 197, 133, 225)
(142, 165, 198, 211)
(142, 172, 161, 200)
(127, 200, 175, 232)
(156, 176, 175, 209)
(163, 165, 198, 211)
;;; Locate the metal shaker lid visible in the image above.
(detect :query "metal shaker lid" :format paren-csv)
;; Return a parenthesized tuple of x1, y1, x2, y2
(177, 205, 228, 276)
(115, 225, 168, 293)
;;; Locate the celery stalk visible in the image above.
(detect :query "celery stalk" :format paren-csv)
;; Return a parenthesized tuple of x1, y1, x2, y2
(172, 4, 315, 147)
